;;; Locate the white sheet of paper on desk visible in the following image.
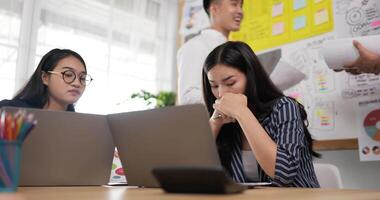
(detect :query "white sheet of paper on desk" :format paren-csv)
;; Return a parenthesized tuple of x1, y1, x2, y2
(270, 60, 306, 91)
(320, 35, 380, 70)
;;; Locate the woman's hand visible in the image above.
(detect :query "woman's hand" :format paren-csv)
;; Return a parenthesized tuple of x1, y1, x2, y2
(213, 93, 248, 119)
(209, 109, 235, 138)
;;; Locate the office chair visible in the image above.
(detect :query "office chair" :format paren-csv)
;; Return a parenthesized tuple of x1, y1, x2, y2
(314, 163, 343, 189)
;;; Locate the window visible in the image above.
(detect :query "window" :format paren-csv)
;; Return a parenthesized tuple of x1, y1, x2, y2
(0, 0, 178, 114)
(145, 0, 160, 21)
(0, 0, 23, 100)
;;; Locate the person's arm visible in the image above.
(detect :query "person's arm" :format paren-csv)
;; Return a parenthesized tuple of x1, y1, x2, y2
(235, 106, 278, 178)
(339, 40, 380, 75)
(177, 43, 205, 105)
(213, 93, 277, 178)
(264, 98, 305, 186)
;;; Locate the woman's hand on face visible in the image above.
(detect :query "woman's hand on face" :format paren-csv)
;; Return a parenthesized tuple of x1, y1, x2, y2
(213, 93, 248, 119)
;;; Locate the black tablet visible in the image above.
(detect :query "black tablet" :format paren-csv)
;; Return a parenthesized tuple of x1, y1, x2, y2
(152, 166, 247, 194)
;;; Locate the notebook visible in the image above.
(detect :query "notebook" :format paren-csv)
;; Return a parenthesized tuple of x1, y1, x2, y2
(2, 107, 115, 186)
(108, 104, 271, 189)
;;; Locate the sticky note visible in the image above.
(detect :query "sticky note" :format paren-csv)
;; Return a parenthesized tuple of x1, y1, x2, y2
(293, 0, 306, 10)
(272, 2, 284, 17)
(294, 16, 306, 30)
(272, 22, 284, 35)
(314, 8, 329, 25)
(370, 20, 380, 28)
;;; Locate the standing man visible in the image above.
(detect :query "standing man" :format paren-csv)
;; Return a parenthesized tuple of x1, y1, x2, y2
(177, 0, 244, 104)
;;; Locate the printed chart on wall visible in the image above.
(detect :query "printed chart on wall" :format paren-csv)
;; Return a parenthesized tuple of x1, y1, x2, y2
(357, 99, 380, 161)
(230, 0, 334, 51)
(335, 0, 380, 37)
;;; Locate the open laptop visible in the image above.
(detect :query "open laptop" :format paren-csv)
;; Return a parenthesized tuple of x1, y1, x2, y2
(108, 104, 271, 189)
(2, 107, 115, 186)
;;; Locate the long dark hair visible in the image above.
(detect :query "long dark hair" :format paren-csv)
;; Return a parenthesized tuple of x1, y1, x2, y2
(202, 41, 320, 172)
(13, 49, 86, 111)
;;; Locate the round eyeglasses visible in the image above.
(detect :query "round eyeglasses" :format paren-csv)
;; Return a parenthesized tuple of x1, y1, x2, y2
(48, 70, 93, 86)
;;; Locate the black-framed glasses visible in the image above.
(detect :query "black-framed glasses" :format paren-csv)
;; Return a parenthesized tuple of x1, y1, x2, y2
(48, 70, 93, 86)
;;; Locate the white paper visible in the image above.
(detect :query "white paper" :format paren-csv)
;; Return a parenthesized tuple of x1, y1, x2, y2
(281, 35, 359, 140)
(338, 68, 380, 99)
(334, 0, 380, 37)
(179, 0, 210, 37)
(311, 101, 335, 131)
(109, 149, 127, 183)
(270, 60, 306, 91)
(320, 35, 380, 70)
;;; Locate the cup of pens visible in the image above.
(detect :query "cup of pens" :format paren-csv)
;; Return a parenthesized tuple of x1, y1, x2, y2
(0, 109, 37, 192)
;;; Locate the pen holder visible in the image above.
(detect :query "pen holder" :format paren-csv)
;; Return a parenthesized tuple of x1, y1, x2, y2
(0, 141, 21, 192)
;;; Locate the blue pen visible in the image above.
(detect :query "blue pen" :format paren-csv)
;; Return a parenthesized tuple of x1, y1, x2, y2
(18, 114, 37, 142)
(20, 122, 36, 142)
(18, 122, 31, 142)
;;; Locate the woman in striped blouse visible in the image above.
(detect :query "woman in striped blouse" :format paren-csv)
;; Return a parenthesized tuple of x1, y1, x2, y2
(202, 41, 320, 187)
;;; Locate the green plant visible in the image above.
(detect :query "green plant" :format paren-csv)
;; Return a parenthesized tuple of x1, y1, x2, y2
(131, 90, 176, 108)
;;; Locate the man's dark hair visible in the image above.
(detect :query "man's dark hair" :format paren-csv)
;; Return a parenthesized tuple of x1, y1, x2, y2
(203, 0, 215, 17)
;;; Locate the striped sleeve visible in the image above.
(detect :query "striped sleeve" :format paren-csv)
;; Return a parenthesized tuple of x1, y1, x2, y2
(271, 98, 306, 186)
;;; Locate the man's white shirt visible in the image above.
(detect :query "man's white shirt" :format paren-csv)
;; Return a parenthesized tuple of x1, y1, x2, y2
(177, 29, 227, 105)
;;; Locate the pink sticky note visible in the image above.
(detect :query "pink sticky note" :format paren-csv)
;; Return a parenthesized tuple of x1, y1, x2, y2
(272, 3, 284, 17)
(370, 20, 380, 28)
(272, 22, 284, 35)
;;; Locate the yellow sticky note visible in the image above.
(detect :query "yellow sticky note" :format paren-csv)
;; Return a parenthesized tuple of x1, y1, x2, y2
(272, 2, 283, 17)
(315, 8, 328, 25)
(272, 22, 284, 35)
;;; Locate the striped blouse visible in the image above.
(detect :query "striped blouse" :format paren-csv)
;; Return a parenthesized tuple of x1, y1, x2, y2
(227, 96, 320, 188)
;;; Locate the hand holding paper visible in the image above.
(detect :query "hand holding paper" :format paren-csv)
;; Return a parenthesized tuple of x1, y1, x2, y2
(343, 40, 380, 75)
(320, 35, 380, 73)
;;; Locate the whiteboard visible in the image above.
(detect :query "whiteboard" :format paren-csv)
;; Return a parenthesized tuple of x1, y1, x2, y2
(263, 0, 380, 140)
(179, 0, 380, 140)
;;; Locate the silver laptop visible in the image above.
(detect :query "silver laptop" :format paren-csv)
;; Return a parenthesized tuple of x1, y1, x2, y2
(107, 104, 222, 187)
(2, 107, 115, 186)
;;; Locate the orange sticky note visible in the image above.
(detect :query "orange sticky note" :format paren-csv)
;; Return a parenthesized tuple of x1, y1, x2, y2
(315, 8, 329, 25)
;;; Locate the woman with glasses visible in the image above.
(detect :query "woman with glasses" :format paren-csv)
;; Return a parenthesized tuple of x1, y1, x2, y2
(0, 48, 92, 111)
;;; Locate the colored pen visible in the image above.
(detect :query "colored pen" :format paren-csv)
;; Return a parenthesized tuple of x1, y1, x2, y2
(0, 111, 5, 140)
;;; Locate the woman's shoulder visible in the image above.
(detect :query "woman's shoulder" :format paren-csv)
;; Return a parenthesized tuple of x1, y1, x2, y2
(271, 96, 300, 113)
(262, 96, 303, 125)
(0, 99, 37, 109)
(273, 96, 298, 107)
